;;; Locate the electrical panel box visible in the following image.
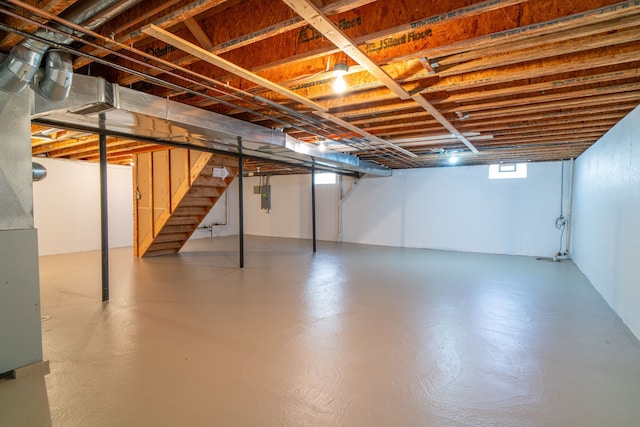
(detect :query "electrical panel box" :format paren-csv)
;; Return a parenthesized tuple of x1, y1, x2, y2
(261, 186, 271, 210)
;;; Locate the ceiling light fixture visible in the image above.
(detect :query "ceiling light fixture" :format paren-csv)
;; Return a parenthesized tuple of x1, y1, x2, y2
(449, 155, 459, 165)
(318, 141, 327, 152)
(332, 62, 348, 94)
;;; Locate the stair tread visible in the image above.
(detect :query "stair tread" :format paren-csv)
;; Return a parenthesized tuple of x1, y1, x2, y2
(179, 197, 216, 207)
(149, 241, 183, 249)
(153, 233, 189, 244)
(166, 216, 201, 225)
(135, 150, 238, 257)
(172, 207, 207, 216)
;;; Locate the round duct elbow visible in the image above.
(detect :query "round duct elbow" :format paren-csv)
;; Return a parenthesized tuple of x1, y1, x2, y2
(0, 40, 48, 94)
(38, 50, 73, 101)
(32, 162, 47, 182)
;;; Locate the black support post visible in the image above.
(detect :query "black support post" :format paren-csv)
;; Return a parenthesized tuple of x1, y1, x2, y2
(99, 132, 109, 302)
(311, 163, 317, 253)
(237, 137, 244, 268)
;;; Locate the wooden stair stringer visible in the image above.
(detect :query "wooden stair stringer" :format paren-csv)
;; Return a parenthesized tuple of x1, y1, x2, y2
(140, 152, 238, 257)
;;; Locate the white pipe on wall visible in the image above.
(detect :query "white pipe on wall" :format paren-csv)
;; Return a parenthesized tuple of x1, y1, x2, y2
(565, 158, 575, 255)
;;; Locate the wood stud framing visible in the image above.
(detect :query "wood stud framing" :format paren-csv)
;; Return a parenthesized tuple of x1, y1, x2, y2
(9, 0, 639, 170)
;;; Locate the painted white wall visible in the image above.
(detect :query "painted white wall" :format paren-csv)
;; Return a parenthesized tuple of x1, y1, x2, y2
(343, 162, 569, 256)
(239, 163, 568, 257)
(32, 157, 133, 256)
(571, 105, 640, 339)
(30, 156, 570, 260)
(242, 174, 338, 241)
(190, 179, 240, 240)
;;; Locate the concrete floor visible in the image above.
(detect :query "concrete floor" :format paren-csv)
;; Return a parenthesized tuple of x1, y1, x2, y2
(1, 235, 640, 426)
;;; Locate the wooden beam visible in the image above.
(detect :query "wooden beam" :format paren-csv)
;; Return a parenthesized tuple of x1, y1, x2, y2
(111, 0, 183, 36)
(437, 26, 640, 78)
(313, 111, 418, 158)
(142, 20, 421, 160)
(93, 0, 375, 87)
(231, 0, 548, 94)
(487, 130, 610, 141)
(271, 48, 638, 105)
(457, 91, 640, 120)
(362, 118, 440, 133)
(141, 24, 328, 112)
(283, 0, 480, 153)
(421, 47, 640, 94)
(32, 139, 97, 156)
(254, 54, 639, 120)
(444, 82, 640, 114)
(82, 146, 170, 163)
(438, 13, 640, 68)
(73, 0, 231, 69)
(183, 18, 214, 49)
(31, 129, 91, 148)
(446, 68, 640, 103)
(457, 104, 638, 128)
(57, 141, 154, 159)
(405, 0, 640, 64)
(230, 0, 527, 91)
(145, 0, 632, 100)
(335, 102, 423, 120)
(350, 110, 430, 126)
(282, 0, 410, 100)
(360, 0, 528, 45)
(209, 0, 376, 55)
(418, 57, 437, 75)
(466, 114, 628, 132)
(112, 0, 639, 105)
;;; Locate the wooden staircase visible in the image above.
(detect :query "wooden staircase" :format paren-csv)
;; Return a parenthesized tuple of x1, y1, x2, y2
(133, 148, 238, 257)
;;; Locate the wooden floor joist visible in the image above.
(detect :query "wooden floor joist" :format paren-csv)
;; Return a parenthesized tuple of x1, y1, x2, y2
(13, 0, 640, 169)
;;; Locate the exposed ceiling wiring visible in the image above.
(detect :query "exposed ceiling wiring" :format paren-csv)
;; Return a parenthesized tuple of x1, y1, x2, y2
(0, 0, 422, 169)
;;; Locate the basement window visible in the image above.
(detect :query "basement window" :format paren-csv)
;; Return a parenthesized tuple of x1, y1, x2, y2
(314, 172, 337, 185)
(488, 163, 528, 179)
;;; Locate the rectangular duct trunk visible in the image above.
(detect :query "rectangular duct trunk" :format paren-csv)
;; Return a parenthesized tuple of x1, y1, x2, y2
(32, 74, 391, 177)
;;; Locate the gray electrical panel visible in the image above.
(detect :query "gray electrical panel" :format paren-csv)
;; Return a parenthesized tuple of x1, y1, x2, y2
(261, 185, 271, 210)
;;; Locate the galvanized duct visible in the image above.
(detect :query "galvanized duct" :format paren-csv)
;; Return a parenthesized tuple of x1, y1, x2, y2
(0, 38, 51, 94)
(61, 0, 144, 36)
(32, 162, 47, 181)
(33, 74, 392, 177)
(38, 50, 74, 101)
(0, 0, 137, 99)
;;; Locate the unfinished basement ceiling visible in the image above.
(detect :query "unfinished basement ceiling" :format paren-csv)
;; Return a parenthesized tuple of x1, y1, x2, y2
(2, 0, 639, 173)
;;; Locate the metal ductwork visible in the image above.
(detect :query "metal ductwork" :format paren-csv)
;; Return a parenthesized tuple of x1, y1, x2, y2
(32, 74, 392, 177)
(0, 0, 135, 99)
(32, 162, 47, 181)
(0, 39, 50, 94)
(62, 0, 145, 35)
(38, 50, 74, 101)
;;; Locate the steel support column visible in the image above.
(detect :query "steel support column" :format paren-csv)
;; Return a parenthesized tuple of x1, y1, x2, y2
(312, 163, 317, 253)
(238, 137, 244, 268)
(99, 132, 109, 301)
